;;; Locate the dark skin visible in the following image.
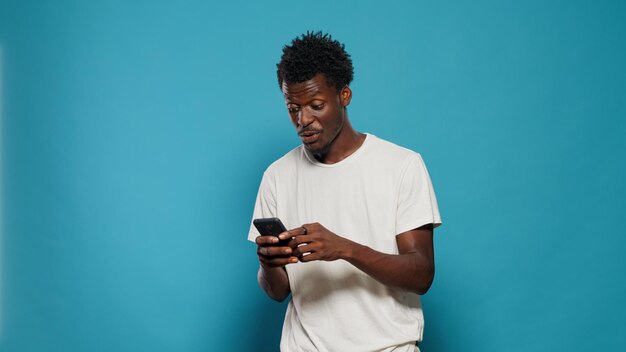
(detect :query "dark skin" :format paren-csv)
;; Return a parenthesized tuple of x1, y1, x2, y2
(256, 74, 435, 301)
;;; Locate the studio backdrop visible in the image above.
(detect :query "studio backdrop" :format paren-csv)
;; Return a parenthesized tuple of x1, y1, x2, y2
(0, 1, 624, 351)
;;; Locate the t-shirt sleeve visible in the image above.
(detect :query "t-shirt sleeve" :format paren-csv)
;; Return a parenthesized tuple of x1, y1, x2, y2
(247, 170, 277, 242)
(396, 153, 442, 235)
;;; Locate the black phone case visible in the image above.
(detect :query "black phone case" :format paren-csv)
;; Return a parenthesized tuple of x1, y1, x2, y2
(253, 218, 290, 246)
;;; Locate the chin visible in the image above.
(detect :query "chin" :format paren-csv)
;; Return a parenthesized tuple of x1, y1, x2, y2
(305, 141, 330, 156)
(303, 143, 320, 153)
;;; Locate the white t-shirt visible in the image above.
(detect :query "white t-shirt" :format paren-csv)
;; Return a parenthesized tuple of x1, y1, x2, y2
(248, 134, 441, 352)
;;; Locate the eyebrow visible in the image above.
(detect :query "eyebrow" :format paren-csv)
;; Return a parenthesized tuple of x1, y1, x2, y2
(283, 87, 323, 100)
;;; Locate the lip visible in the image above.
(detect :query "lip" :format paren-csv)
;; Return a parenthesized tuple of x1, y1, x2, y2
(299, 131, 321, 144)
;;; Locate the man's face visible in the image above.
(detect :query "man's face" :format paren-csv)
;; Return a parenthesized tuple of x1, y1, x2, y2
(282, 74, 352, 155)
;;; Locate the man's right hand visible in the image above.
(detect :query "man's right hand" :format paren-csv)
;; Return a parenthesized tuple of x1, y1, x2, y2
(256, 233, 299, 268)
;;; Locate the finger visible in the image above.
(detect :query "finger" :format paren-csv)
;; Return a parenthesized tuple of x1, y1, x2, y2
(256, 246, 286, 257)
(257, 246, 293, 257)
(286, 238, 299, 250)
(291, 234, 313, 246)
(284, 225, 310, 239)
(259, 255, 299, 266)
(278, 231, 293, 241)
(292, 243, 316, 257)
(283, 228, 302, 239)
(256, 235, 279, 245)
(302, 223, 318, 231)
(299, 251, 321, 262)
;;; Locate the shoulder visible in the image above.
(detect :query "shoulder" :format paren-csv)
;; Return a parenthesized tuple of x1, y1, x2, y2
(368, 134, 418, 156)
(365, 134, 423, 168)
(263, 145, 306, 177)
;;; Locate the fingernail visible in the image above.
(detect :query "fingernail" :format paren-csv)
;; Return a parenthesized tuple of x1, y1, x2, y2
(290, 257, 298, 263)
(284, 248, 292, 254)
(271, 237, 278, 243)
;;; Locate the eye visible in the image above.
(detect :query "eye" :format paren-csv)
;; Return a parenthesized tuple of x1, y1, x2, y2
(287, 106, 300, 114)
(311, 103, 325, 111)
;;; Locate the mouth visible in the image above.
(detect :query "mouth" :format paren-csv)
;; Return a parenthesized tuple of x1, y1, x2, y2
(299, 130, 321, 144)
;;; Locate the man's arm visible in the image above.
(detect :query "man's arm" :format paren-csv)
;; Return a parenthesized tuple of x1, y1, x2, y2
(287, 223, 435, 294)
(256, 235, 298, 301)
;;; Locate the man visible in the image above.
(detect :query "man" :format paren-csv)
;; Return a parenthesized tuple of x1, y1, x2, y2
(248, 32, 441, 352)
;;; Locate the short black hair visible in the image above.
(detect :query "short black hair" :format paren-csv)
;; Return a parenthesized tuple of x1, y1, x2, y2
(276, 31, 354, 91)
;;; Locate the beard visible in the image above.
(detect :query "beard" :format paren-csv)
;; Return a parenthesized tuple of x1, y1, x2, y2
(306, 113, 345, 158)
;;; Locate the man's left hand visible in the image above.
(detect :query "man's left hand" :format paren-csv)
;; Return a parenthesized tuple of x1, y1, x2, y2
(289, 222, 353, 262)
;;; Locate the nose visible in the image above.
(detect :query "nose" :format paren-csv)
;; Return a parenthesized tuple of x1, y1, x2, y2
(298, 107, 315, 128)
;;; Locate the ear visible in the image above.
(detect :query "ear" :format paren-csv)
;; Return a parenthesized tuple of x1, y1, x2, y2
(340, 86, 352, 107)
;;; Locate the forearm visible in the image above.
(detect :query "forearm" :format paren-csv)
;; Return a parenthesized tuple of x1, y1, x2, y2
(257, 264, 291, 301)
(344, 242, 434, 294)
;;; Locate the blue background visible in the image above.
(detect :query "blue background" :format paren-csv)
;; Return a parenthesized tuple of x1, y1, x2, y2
(1, 0, 625, 351)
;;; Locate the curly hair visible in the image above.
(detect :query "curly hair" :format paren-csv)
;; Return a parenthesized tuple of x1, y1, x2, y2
(276, 31, 354, 91)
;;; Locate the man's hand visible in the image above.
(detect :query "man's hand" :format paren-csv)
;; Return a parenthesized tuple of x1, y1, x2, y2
(255, 232, 302, 302)
(255, 235, 299, 268)
(290, 223, 354, 262)
(286, 222, 435, 294)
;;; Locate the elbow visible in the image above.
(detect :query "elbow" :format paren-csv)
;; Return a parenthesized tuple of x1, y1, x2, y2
(267, 291, 290, 302)
(258, 280, 290, 302)
(414, 265, 435, 295)
(415, 281, 433, 295)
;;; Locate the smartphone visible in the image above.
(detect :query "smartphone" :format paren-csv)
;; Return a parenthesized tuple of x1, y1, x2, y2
(253, 217, 290, 246)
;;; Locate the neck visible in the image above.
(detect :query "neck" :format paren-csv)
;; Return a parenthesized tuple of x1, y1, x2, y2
(313, 118, 366, 164)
